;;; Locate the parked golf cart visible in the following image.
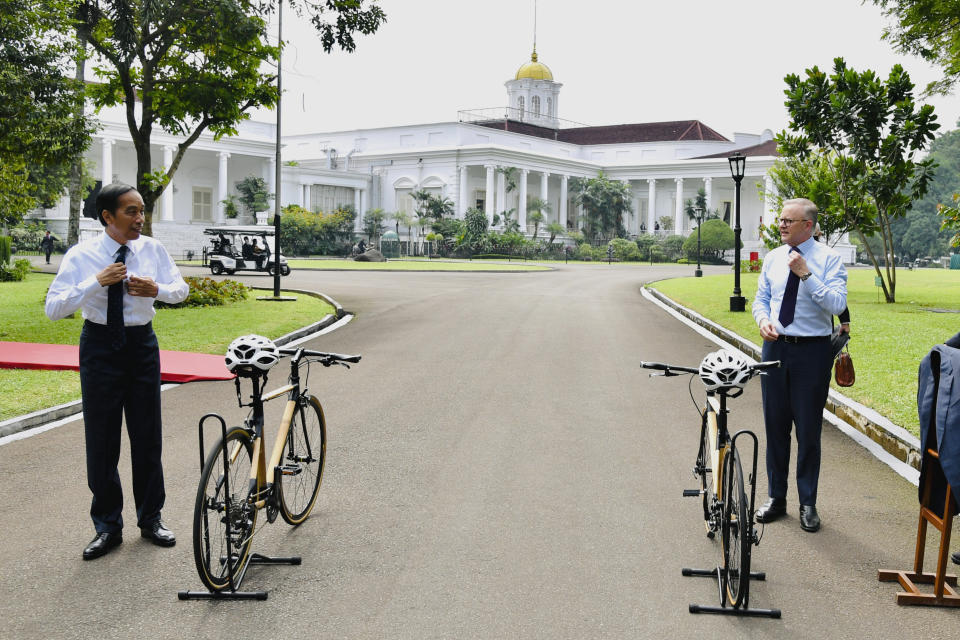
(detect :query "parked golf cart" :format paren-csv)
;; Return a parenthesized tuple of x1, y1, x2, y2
(203, 227, 291, 276)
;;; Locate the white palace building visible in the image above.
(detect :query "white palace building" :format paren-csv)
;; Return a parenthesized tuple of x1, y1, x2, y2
(32, 48, 856, 262)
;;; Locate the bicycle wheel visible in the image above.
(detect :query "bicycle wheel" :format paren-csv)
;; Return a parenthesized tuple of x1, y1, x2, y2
(193, 427, 258, 592)
(696, 416, 715, 537)
(279, 395, 326, 525)
(721, 445, 751, 608)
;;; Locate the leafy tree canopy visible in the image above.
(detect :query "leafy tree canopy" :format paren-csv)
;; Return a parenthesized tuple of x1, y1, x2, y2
(871, 0, 960, 95)
(0, 0, 95, 225)
(77, 0, 386, 235)
(570, 172, 632, 242)
(777, 57, 939, 302)
(682, 218, 734, 261)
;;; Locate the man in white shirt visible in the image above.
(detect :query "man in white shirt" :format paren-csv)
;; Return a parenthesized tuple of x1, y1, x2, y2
(46, 183, 189, 560)
(752, 198, 847, 533)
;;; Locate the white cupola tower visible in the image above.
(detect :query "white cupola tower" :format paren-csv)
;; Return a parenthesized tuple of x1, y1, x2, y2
(505, 47, 562, 129)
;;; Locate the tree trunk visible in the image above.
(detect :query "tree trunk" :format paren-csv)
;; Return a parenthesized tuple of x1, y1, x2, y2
(67, 30, 87, 247)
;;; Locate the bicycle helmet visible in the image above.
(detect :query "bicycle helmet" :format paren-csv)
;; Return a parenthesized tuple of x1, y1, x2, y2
(225, 334, 279, 377)
(699, 349, 751, 391)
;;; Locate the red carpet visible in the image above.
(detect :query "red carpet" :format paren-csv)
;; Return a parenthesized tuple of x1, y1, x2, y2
(0, 341, 234, 383)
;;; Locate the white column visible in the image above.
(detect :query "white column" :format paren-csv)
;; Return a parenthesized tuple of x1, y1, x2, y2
(217, 152, 230, 223)
(300, 184, 307, 209)
(459, 165, 469, 217)
(630, 182, 640, 236)
(540, 172, 550, 220)
(267, 157, 276, 196)
(674, 177, 684, 234)
(647, 179, 657, 234)
(354, 189, 363, 232)
(484, 165, 495, 224)
(161, 146, 175, 222)
(578, 203, 585, 230)
(518, 169, 529, 231)
(704, 177, 713, 213)
(560, 175, 568, 229)
(496, 170, 506, 224)
(100, 137, 115, 185)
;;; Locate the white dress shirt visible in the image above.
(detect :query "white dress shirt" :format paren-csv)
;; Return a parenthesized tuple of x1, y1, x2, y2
(752, 236, 847, 337)
(46, 232, 189, 325)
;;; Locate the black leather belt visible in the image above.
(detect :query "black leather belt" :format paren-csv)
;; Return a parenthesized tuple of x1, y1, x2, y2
(777, 335, 829, 344)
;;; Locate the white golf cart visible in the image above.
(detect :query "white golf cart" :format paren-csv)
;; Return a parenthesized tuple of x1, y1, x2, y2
(203, 227, 291, 276)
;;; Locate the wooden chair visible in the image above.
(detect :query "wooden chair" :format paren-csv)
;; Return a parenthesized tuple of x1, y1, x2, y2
(878, 447, 960, 606)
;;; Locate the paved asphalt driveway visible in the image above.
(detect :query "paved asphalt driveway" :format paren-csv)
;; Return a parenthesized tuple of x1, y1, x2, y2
(1, 263, 956, 639)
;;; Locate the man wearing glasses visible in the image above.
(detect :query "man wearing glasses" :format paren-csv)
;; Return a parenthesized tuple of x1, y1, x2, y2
(752, 198, 847, 532)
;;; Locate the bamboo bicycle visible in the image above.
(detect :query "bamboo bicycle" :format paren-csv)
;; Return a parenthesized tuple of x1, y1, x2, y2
(179, 335, 360, 600)
(641, 349, 781, 617)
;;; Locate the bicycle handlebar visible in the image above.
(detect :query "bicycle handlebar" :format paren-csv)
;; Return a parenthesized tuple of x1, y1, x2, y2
(278, 347, 362, 365)
(640, 359, 781, 378)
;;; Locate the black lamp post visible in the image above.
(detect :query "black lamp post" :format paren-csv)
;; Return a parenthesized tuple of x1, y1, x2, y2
(694, 205, 704, 277)
(728, 152, 746, 311)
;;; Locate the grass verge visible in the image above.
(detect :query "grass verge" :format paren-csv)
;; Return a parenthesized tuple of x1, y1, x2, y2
(179, 258, 549, 272)
(650, 268, 960, 437)
(0, 272, 335, 421)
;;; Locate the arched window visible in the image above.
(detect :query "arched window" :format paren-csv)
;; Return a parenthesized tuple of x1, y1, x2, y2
(517, 96, 524, 120)
(532, 95, 541, 118)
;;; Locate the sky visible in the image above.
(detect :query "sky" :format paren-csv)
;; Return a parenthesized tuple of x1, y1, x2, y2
(254, 0, 960, 142)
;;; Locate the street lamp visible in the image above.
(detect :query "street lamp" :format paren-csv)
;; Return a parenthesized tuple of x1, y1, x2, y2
(728, 152, 746, 311)
(693, 205, 704, 277)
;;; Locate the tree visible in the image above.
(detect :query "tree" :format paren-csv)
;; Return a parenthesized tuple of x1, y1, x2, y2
(462, 207, 488, 250)
(527, 197, 551, 239)
(777, 58, 939, 302)
(362, 207, 386, 241)
(683, 187, 720, 223)
(0, 0, 95, 227)
(545, 222, 565, 245)
(764, 153, 870, 246)
(569, 173, 632, 242)
(390, 209, 412, 254)
(77, 0, 385, 236)
(871, 0, 960, 95)
(682, 218, 735, 262)
(234, 176, 272, 218)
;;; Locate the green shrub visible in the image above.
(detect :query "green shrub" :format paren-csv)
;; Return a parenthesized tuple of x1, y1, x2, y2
(682, 219, 735, 262)
(0, 258, 31, 282)
(155, 276, 251, 308)
(609, 237, 641, 261)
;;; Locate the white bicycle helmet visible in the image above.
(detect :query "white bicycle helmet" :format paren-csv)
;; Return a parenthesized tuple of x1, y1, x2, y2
(225, 334, 280, 376)
(699, 349, 751, 391)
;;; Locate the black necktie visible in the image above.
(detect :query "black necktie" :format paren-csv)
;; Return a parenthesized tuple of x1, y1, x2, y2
(778, 246, 801, 328)
(107, 245, 128, 350)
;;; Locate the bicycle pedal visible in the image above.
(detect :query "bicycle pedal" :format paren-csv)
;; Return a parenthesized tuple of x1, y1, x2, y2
(682, 489, 702, 498)
(280, 464, 302, 476)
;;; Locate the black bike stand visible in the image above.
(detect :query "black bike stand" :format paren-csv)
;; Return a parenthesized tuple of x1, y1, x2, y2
(177, 554, 302, 601)
(682, 567, 782, 618)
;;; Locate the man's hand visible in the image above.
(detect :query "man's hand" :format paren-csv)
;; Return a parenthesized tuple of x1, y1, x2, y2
(96, 262, 127, 287)
(787, 251, 809, 277)
(127, 275, 158, 298)
(759, 318, 779, 342)
(839, 322, 851, 335)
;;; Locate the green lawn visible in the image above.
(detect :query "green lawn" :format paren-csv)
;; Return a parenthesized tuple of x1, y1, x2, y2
(650, 268, 960, 436)
(180, 258, 549, 272)
(0, 272, 335, 421)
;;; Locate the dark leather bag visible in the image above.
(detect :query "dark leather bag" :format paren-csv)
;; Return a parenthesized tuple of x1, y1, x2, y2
(835, 347, 855, 387)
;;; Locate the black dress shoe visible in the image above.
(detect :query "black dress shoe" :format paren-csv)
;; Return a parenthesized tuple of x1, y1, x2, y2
(755, 497, 787, 523)
(140, 520, 176, 547)
(83, 531, 122, 560)
(799, 504, 821, 532)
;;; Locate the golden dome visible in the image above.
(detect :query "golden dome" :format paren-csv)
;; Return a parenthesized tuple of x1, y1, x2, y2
(515, 49, 553, 81)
